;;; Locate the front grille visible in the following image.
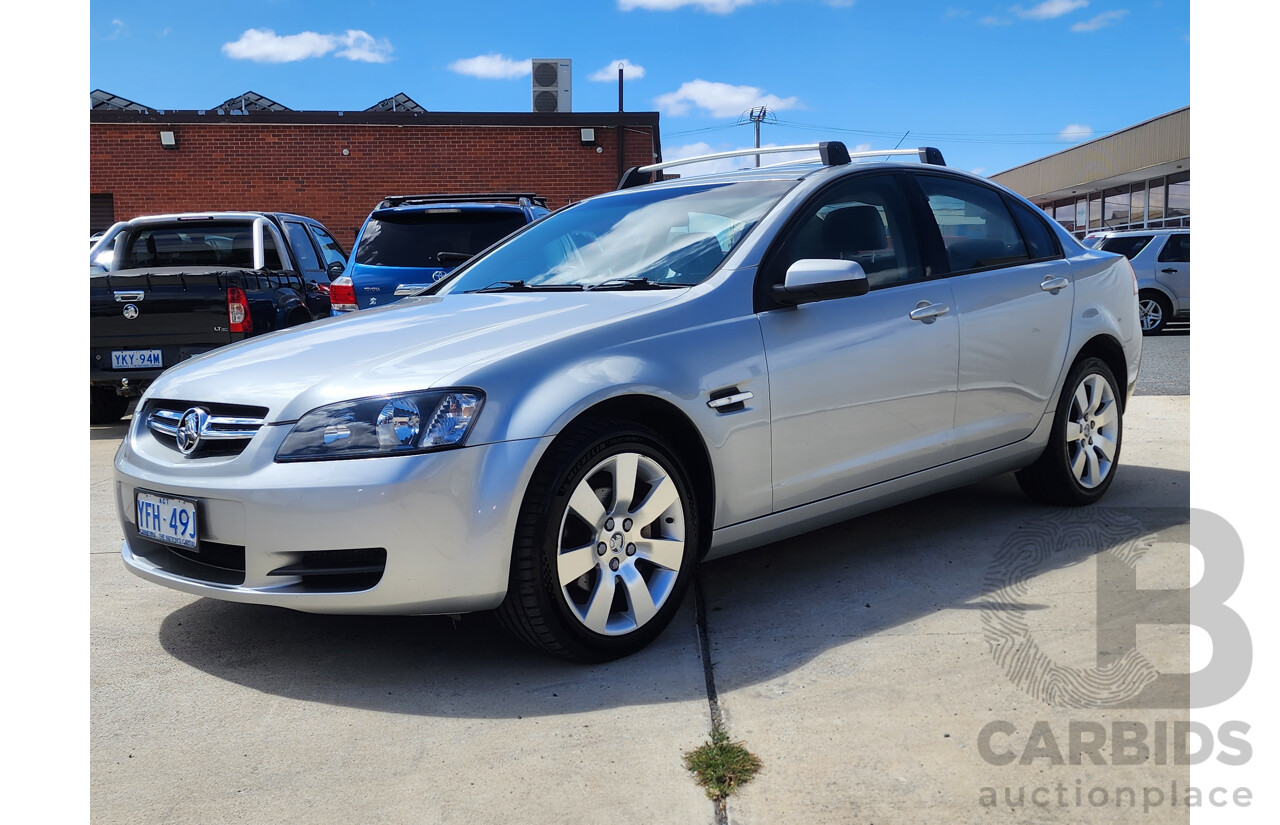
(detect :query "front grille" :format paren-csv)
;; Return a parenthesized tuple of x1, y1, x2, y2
(143, 398, 268, 457)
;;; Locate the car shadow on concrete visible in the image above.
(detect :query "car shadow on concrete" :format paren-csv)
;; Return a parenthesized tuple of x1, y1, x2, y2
(155, 464, 1188, 719)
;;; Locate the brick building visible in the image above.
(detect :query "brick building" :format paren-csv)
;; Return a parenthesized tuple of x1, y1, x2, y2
(90, 90, 663, 247)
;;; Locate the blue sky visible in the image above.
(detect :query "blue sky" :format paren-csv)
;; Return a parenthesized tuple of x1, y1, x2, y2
(89, 0, 1190, 177)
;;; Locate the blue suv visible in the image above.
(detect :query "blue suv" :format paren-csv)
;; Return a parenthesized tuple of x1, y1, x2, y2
(330, 193, 550, 313)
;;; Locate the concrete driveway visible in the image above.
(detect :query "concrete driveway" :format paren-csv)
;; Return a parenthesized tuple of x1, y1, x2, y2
(91, 394, 1189, 824)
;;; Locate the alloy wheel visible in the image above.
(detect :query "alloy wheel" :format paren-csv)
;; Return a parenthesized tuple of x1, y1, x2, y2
(1066, 373, 1119, 489)
(555, 451, 686, 636)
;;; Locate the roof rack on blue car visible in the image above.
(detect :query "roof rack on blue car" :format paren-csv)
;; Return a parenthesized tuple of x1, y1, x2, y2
(617, 141, 946, 190)
(377, 193, 548, 209)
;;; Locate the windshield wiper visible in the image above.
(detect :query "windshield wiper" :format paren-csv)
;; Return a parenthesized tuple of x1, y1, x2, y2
(435, 251, 472, 264)
(588, 277, 689, 291)
(465, 280, 586, 293)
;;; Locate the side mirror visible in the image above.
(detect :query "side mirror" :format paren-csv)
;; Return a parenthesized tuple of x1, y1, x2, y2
(772, 259, 870, 306)
(326, 260, 346, 281)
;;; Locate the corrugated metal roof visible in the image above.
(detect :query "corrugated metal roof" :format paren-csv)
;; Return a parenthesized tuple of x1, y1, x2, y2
(990, 107, 1189, 200)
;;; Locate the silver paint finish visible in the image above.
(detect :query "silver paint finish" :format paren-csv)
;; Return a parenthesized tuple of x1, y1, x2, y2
(115, 158, 1142, 615)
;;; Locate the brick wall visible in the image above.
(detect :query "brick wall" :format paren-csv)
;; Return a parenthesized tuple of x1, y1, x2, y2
(90, 119, 659, 247)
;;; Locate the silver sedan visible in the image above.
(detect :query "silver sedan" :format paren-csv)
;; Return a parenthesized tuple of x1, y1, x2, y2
(114, 143, 1141, 661)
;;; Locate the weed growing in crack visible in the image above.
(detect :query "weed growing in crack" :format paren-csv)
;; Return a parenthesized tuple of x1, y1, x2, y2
(683, 721, 763, 801)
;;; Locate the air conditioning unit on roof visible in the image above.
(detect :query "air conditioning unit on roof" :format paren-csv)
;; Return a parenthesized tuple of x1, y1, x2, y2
(531, 59, 571, 113)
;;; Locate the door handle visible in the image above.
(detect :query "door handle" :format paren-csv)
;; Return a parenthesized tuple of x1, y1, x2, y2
(113, 290, 145, 302)
(909, 302, 950, 323)
(1161, 268, 1179, 274)
(1040, 276, 1070, 294)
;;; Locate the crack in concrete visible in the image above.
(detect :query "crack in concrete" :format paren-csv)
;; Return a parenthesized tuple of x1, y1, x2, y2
(693, 574, 731, 825)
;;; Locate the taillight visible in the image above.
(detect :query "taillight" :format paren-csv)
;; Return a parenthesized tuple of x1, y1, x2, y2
(228, 287, 252, 333)
(1125, 258, 1138, 294)
(329, 276, 358, 313)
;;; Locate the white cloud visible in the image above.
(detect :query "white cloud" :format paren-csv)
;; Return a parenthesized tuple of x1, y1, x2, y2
(334, 30, 394, 63)
(1058, 123, 1093, 142)
(1012, 0, 1089, 20)
(448, 53, 531, 79)
(619, 0, 759, 12)
(589, 59, 647, 82)
(1071, 9, 1127, 31)
(655, 79, 800, 118)
(980, 15, 1013, 25)
(221, 28, 392, 63)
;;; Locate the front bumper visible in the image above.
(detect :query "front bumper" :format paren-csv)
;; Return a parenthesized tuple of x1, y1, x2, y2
(116, 415, 550, 614)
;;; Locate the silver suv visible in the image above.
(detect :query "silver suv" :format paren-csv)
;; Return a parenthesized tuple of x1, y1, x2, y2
(1082, 228, 1189, 334)
(113, 142, 1142, 661)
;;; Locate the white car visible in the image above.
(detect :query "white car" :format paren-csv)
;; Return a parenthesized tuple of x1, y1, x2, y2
(1081, 229, 1188, 334)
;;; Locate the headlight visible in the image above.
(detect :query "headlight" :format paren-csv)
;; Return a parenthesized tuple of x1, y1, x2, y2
(275, 390, 484, 461)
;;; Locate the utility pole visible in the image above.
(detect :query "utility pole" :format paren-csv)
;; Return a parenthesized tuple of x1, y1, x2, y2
(743, 106, 775, 167)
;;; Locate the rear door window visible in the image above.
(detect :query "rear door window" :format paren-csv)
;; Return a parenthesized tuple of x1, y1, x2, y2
(1005, 197, 1062, 260)
(283, 220, 324, 277)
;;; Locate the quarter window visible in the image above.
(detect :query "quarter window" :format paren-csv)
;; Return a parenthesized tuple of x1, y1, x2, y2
(1157, 233, 1190, 263)
(916, 176, 1030, 273)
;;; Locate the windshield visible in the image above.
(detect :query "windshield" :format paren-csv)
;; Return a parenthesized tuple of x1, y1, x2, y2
(438, 180, 795, 293)
(1099, 235, 1154, 260)
(355, 210, 528, 268)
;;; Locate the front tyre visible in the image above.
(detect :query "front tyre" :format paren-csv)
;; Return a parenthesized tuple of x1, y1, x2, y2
(497, 419, 699, 661)
(1016, 357, 1123, 506)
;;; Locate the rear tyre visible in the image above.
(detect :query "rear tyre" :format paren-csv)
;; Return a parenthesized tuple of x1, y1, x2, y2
(90, 387, 129, 425)
(496, 419, 699, 662)
(1016, 357, 1122, 506)
(1138, 290, 1170, 335)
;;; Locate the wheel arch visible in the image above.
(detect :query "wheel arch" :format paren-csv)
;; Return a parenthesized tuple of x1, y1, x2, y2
(1137, 282, 1176, 303)
(557, 394, 717, 560)
(1072, 333, 1129, 411)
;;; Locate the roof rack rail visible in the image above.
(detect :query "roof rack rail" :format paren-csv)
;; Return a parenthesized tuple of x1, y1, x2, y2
(377, 193, 547, 209)
(617, 142, 946, 189)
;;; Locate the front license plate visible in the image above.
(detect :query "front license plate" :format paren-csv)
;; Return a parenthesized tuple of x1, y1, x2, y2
(136, 492, 198, 549)
(112, 349, 163, 369)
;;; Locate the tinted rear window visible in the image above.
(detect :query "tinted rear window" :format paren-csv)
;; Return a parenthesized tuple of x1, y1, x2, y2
(120, 223, 282, 269)
(1099, 235, 1154, 260)
(355, 211, 528, 267)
